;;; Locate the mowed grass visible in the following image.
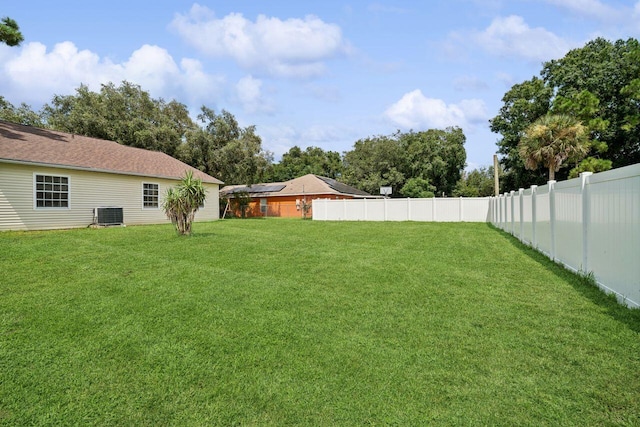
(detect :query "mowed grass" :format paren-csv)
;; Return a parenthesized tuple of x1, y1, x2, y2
(1, 220, 639, 426)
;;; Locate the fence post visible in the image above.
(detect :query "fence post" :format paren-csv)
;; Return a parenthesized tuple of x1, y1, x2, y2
(343, 198, 347, 220)
(489, 196, 497, 225)
(510, 190, 516, 235)
(407, 198, 411, 221)
(364, 198, 368, 221)
(531, 185, 537, 248)
(432, 198, 436, 222)
(504, 192, 509, 231)
(518, 188, 524, 242)
(384, 197, 388, 221)
(548, 180, 557, 261)
(498, 195, 502, 228)
(580, 172, 593, 273)
(489, 196, 498, 225)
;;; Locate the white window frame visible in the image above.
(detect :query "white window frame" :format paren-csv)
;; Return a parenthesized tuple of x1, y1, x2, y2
(142, 182, 160, 209)
(33, 173, 70, 210)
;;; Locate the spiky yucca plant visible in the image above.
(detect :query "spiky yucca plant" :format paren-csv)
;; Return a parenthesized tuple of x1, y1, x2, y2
(163, 171, 207, 235)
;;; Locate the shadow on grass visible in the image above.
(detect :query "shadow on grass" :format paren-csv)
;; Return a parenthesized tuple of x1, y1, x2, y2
(486, 223, 640, 334)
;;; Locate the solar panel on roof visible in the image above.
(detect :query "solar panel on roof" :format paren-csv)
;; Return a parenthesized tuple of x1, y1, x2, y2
(226, 184, 285, 194)
(253, 184, 286, 193)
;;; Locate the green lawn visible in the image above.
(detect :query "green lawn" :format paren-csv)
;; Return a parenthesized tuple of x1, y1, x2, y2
(1, 220, 639, 426)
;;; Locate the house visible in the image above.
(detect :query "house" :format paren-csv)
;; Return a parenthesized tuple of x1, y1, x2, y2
(220, 173, 375, 218)
(0, 120, 223, 231)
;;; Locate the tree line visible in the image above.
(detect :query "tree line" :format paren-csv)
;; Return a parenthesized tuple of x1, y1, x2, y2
(1, 81, 478, 197)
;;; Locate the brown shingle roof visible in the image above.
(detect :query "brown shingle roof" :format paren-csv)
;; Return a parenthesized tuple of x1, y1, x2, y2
(0, 120, 223, 184)
(221, 174, 373, 198)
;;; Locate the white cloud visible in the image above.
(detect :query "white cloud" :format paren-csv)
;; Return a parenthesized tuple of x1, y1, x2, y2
(4, 42, 110, 97)
(179, 58, 226, 106)
(0, 41, 225, 109)
(473, 15, 573, 62)
(170, 4, 350, 78)
(384, 89, 488, 130)
(235, 75, 274, 114)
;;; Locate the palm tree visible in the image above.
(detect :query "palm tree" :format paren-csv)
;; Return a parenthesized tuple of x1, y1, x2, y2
(163, 171, 207, 235)
(518, 114, 590, 181)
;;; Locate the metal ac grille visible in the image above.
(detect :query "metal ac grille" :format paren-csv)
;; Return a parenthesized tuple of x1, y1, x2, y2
(96, 207, 123, 225)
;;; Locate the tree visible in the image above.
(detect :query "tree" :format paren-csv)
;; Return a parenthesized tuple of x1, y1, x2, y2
(342, 134, 406, 196)
(0, 17, 23, 46)
(518, 114, 590, 181)
(342, 128, 467, 197)
(162, 171, 207, 235)
(0, 96, 45, 127)
(43, 81, 195, 156)
(178, 107, 272, 185)
(267, 146, 343, 182)
(453, 167, 496, 197)
(568, 157, 612, 178)
(401, 128, 467, 196)
(400, 177, 435, 198)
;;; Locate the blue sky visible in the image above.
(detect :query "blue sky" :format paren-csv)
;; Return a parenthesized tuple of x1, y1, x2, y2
(2, 1, 639, 169)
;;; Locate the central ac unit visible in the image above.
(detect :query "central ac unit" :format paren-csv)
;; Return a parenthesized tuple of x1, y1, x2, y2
(94, 207, 124, 225)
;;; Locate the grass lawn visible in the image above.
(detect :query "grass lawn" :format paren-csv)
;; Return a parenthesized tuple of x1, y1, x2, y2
(1, 220, 639, 426)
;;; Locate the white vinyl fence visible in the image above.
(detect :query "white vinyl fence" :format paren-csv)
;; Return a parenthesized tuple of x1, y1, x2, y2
(491, 163, 640, 308)
(312, 197, 492, 222)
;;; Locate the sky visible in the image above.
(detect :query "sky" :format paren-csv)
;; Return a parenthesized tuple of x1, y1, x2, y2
(2, 1, 640, 170)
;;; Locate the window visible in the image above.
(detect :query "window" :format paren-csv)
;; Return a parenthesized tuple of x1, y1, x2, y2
(35, 174, 69, 208)
(143, 183, 159, 208)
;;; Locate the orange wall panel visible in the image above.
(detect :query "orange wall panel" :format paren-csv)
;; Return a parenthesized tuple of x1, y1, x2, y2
(227, 194, 352, 218)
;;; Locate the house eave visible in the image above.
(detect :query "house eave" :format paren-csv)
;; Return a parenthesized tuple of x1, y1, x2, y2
(0, 158, 222, 185)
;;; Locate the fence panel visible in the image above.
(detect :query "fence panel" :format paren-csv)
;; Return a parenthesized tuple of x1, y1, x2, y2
(522, 189, 533, 245)
(554, 178, 583, 269)
(313, 197, 490, 222)
(435, 199, 460, 222)
(344, 199, 365, 221)
(386, 199, 409, 221)
(535, 186, 552, 257)
(587, 166, 640, 307)
(512, 191, 521, 239)
(462, 198, 492, 222)
(409, 199, 434, 221)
